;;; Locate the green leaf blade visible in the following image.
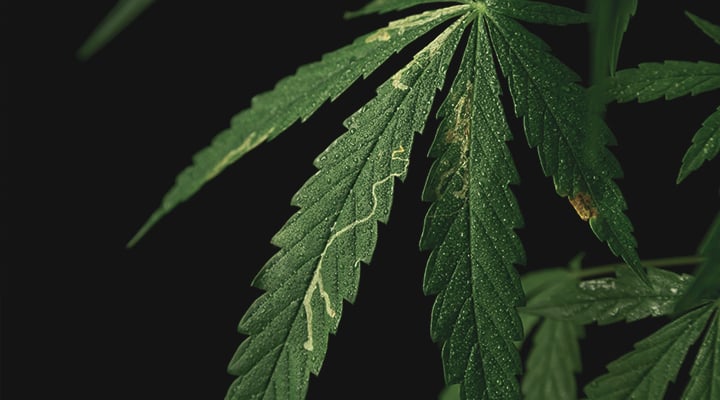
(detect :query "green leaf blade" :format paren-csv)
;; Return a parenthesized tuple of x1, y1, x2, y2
(225, 15, 469, 400)
(686, 11, 720, 47)
(518, 267, 575, 345)
(439, 384, 462, 400)
(127, 5, 470, 246)
(677, 106, 720, 183)
(682, 310, 720, 400)
(492, 0, 589, 26)
(76, 0, 154, 61)
(675, 212, 720, 313)
(522, 268, 694, 325)
(601, 61, 720, 103)
(522, 319, 584, 400)
(421, 18, 525, 400)
(594, 56, 720, 184)
(519, 260, 584, 399)
(584, 304, 716, 400)
(486, 11, 648, 284)
(345, 0, 460, 18)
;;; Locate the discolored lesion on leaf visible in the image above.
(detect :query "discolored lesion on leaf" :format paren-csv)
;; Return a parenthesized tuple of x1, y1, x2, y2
(437, 89, 471, 201)
(568, 192, 599, 221)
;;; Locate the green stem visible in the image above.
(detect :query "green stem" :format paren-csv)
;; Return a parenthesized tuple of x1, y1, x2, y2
(571, 255, 705, 279)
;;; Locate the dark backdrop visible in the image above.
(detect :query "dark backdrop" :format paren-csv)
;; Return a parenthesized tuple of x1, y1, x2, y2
(6, 1, 719, 399)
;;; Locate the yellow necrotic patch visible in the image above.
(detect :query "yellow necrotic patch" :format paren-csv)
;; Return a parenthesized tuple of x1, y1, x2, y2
(568, 192, 598, 221)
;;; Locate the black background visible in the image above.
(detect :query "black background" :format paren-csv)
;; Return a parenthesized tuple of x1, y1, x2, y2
(5, 1, 720, 399)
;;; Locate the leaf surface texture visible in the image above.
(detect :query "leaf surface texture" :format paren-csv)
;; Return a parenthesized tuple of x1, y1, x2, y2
(675, 211, 720, 313)
(421, 15, 526, 399)
(225, 13, 469, 399)
(523, 268, 694, 325)
(486, 9, 646, 283)
(596, 11, 720, 182)
(128, 5, 469, 245)
(522, 319, 584, 400)
(584, 304, 716, 400)
(682, 310, 720, 400)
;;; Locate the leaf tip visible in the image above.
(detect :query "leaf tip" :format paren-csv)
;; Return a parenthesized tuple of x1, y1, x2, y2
(675, 170, 688, 185)
(343, 10, 361, 20)
(75, 47, 93, 62)
(633, 264, 653, 288)
(126, 212, 163, 248)
(616, 259, 652, 288)
(126, 228, 146, 249)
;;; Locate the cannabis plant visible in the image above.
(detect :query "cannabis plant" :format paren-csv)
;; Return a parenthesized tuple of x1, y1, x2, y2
(80, 1, 719, 399)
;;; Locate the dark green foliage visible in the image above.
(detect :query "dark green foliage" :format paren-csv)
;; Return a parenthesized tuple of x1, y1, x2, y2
(75, 1, 720, 399)
(675, 212, 720, 314)
(595, 11, 720, 183)
(523, 267, 693, 325)
(584, 304, 716, 400)
(77, 0, 154, 60)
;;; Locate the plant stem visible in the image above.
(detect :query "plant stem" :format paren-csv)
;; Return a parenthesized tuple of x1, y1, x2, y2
(571, 255, 705, 279)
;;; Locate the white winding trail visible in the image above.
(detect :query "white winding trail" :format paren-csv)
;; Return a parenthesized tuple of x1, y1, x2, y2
(303, 146, 409, 351)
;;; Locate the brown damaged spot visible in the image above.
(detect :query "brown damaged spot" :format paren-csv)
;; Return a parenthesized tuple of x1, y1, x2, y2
(569, 192, 598, 221)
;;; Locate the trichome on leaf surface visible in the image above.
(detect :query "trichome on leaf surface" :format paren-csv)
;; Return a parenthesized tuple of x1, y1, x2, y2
(78, 0, 720, 399)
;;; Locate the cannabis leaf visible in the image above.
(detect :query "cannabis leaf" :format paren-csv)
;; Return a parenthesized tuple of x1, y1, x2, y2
(584, 205, 720, 400)
(345, 0, 458, 18)
(602, 61, 720, 103)
(77, 0, 154, 60)
(224, 11, 470, 400)
(682, 310, 720, 399)
(584, 303, 717, 400)
(418, 0, 646, 396)
(518, 258, 584, 400)
(485, 5, 648, 284)
(347, 0, 588, 23)
(686, 11, 720, 47)
(350, 1, 643, 398)
(517, 266, 577, 346)
(437, 257, 582, 400)
(522, 267, 693, 325)
(126, 5, 468, 246)
(523, 319, 584, 400)
(439, 384, 463, 400)
(595, 11, 720, 183)
(121, 1, 650, 398)
(674, 211, 720, 314)
(420, 18, 526, 399)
